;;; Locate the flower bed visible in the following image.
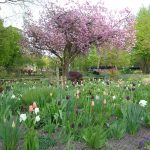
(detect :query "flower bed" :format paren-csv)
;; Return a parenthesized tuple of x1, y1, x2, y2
(0, 78, 149, 150)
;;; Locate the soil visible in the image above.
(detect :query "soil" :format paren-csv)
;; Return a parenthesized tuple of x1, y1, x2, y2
(102, 128, 150, 150)
(0, 142, 2, 150)
(0, 128, 149, 150)
(47, 127, 150, 150)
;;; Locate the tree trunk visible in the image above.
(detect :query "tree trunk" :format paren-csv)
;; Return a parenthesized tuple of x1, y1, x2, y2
(61, 62, 69, 86)
(141, 58, 150, 74)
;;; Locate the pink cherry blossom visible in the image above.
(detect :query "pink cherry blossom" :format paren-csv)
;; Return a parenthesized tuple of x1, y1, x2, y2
(23, 0, 136, 76)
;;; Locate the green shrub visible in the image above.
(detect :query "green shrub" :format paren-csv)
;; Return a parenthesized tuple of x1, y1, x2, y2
(145, 111, 150, 128)
(82, 126, 107, 149)
(121, 102, 144, 135)
(0, 67, 8, 78)
(0, 117, 23, 150)
(108, 120, 126, 139)
(24, 128, 39, 150)
(22, 87, 53, 107)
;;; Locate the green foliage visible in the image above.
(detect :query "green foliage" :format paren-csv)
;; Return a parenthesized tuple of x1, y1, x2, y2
(0, 77, 149, 149)
(108, 120, 126, 139)
(43, 123, 55, 137)
(65, 136, 73, 150)
(0, 67, 8, 78)
(98, 49, 131, 68)
(121, 102, 144, 135)
(24, 128, 39, 150)
(0, 117, 22, 150)
(82, 126, 107, 149)
(0, 20, 21, 67)
(39, 136, 56, 150)
(73, 47, 131, 72)
(72, 47, 98, 71)
(22, 87, 53, 106)
(35, 57, 50, 69)
(145, 113, 150, 127)
(132, 6, 150, 73)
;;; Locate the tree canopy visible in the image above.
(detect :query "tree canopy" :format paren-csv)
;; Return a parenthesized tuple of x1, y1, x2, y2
(24, 0, 136, 76)
(133, 6, 150, 73)
(0, 20, 22, 67)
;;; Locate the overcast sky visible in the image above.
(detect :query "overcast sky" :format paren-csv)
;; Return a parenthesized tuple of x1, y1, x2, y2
(0, 0, 150, 29)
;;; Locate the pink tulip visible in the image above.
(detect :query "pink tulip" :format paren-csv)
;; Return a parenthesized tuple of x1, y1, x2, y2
(29, 105, 34, 112)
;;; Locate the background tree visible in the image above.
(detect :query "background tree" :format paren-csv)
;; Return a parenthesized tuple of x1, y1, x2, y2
(24, 0, 136, 79)
(98, 49, 131, 67)
(0, 0, 37, 4)
(133, 6, 150, 73)
(0, 20, 21, 69)
(73, 47, 131, 72)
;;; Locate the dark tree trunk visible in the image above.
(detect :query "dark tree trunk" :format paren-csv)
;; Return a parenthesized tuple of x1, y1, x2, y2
(61, 61, 69, 86)
(62, 63, 69, 77)
(141, 58, 150, 74)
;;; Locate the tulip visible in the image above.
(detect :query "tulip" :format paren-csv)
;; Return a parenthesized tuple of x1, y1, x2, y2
(66, 95, 70, 100)
(29, 105, 34, 112)
(103, 99, 107, 104)
(91, 100, 95, 107)
(11, 94, 16, 99)
(76, 90, 80, 95)
(78, 123, 82, 128)
(103, 91, 107, 95)
(32, 102, 37, 109)
(75, 108, 79, 116)
(95, 95, 99, 100)
(71, 123, 75, 129)
(34, 107, 39, 114)
(12, 121, 16, 128)
(139, 100, 147, 107)
(76, 90, 80, 99)
(125, 96, 130, 100)
(20, 114, 27, 122)
(112, 96, 116, 100)
(76, 94, 79, 99)
(35, 115, 40, 122)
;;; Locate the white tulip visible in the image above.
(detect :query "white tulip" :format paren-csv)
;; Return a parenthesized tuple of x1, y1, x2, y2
(95, 95, 99, 100)
(11, 94, 16, 99)
(35, 115, 40, 122)
(139, 100, 147, 107)
(103, 91, 107, 95)
(102, 82, 105, 85)
(34, 108, 39, 114)
(32, 86, 36, 89)
(112, 96, 116, 100)
(20, 114, 27, 122)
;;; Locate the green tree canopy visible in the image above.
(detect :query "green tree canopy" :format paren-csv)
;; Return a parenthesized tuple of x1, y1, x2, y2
(0, 20, 22, 67)
(133, 6, 150, 73)
(72, 47, 131, 72)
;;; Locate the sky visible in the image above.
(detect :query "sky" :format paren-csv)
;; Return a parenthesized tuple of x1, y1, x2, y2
(0, 0, 150, 29)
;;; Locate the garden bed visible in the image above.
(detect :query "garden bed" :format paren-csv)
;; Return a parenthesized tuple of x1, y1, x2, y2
(0, 78, 149, 150)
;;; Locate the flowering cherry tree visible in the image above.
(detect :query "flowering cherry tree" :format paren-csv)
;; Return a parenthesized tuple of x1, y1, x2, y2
(24, 0, 136, 77)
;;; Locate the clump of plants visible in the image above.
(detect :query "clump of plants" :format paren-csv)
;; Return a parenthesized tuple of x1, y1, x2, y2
(82, 126, 107, 149)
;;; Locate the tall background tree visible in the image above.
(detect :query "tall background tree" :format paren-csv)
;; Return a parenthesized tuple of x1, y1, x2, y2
(0, 20, 22, 68)
(132, 6, 150, 73)
(24, 0, 136, 78)
(72, 47, 131, 72)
